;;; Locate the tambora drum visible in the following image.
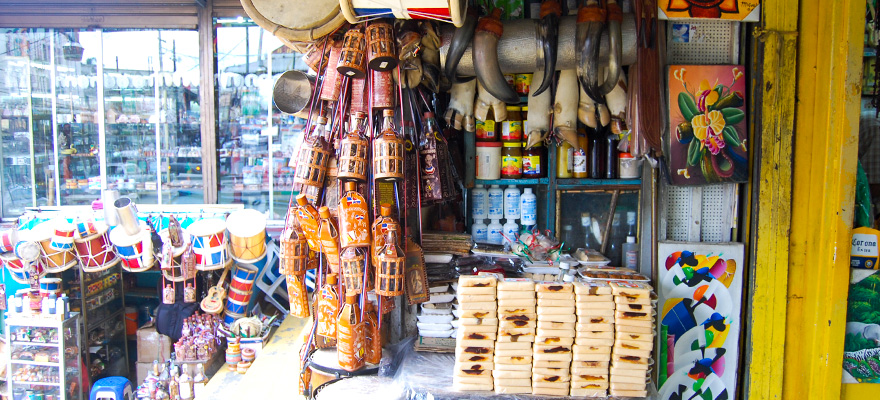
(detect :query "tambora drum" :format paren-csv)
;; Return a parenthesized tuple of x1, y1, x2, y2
(0, 228, 18, 253)
(223, 310, 245, 325)
(226, 209, 267, 262)
(31, 220, 78, 273)
(230, 263, 258, 294)
(239, 0, 345, 45)
(1, 252, 45, 284)
(109, 225, 155, 273)
(74, 222, 120, 272)
(39, 277, 62, 298)
(187, 218, 230, 271)
(339, 0, 467, 27)
(50, 221, 76, 251)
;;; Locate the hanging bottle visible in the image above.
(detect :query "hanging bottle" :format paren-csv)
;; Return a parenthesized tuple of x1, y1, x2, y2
(293, 117, 332, 201)
(420, 112, 443, 203)
(373, 109, 404, 181)
(295, 194, 321, 252)
(375, 225, 405, 297)
(340, 247, 367, 295)
(281, 209, 310, 276)
(371, 203, 399, 266)
(338, 112, 369, 182)
(337, 294, 366, 371)
(318, 206, 341, 274)
(316, 273, 340, 340)
(364, 300, 382, 364)
(339, 182, 371, 248)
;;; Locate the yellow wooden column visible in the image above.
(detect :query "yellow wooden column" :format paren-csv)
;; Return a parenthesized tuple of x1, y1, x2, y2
(744, 0, 798, 398)
(785, 0, 864, 398)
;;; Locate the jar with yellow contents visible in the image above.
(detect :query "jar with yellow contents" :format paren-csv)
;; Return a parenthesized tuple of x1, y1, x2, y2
(501, 142, 523, 179)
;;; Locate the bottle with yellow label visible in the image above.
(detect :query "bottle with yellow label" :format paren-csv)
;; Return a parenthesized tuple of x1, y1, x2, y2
(557, 141, 574, 178)
(500, 106, 523, 142)
(475, 109, 498, 142)
(501, 142, 523, 179)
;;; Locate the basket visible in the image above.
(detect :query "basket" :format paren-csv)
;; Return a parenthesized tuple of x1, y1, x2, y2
(281, 221, 311, 276)
(340, 247, 367, 294)
(294, 123, 332, 191)
(375, 226, 404, 297)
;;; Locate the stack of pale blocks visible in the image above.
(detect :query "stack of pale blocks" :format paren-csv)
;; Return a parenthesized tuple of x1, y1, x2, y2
(493, 278, 536, 394)
(532, 282, 576, 396)
(453, 275, 499, 392)
(609, 281, 654, 398)
(571, 281, 615, 396)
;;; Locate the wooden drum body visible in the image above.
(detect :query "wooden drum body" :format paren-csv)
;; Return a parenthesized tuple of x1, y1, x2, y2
(367, 22, 397, 71)
(74, 223, 120, 272)
(110, 226, 155, 273)
(227, 209, 268, 262)
(31, 221, 78, 273)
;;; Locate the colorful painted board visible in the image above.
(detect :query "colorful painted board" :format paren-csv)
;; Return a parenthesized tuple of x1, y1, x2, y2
(667, 65, 748, 185)
(657, 241, 743, 400)
(843, 269, 880, 383)
(659, 0, 760, 21)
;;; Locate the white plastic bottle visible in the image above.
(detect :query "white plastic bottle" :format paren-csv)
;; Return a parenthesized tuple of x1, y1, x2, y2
(520, 188, 537, 226)
(471, 185, 488, 220)
(487, 185, 504, 220)
(503, 219, 519, 244)
(471, 220, 488, 243)
(487, 219, 504, 245)
(623, 236, 639, 270)
(503, 185, 521, 220)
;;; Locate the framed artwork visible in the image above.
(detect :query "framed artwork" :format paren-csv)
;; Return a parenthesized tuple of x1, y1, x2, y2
(657, 241, 744, 400)
(659, 0, 761, 21)
(843, 269, 880, 383)
(667, 65, 748, 185)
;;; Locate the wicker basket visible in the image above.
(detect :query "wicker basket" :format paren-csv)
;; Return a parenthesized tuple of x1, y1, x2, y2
(373, 110, 404, 182)
(371, 203, 398, 265)
(294, 118, 332, 191)
(340, 247, 367, 294)
(337, 112, 369, 182)
(375, 225, 404, 297)
(367, 22, 397, 71)
(337, 26, 367, 79)
(280, 220, 311, 276)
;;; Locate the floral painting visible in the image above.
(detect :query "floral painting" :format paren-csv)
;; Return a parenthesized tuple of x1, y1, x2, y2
(667, 65, 748, 185)
(659, 0, 761, 21)
(843, 269, 880, 383)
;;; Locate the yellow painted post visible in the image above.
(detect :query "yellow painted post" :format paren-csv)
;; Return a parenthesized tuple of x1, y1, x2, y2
(744, 0, 798, 398)
(785, 0, 864, 399)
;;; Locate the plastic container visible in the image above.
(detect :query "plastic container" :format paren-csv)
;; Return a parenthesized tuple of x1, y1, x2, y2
(520, 188, 537, 226)
(622, 236, 639, 270)
(503, 220, 520, 244)
(488, 185, 504, 220)
(471, 220, 488, 243)
(503, 185, 521, 220)
(471, 185, 488, 220)
(125, 306, 138, 335)
(501, 142, 523, 179)
(619, 152, 642, 179)
(487, 219, 504, 245)
(476, 142, 502, 180)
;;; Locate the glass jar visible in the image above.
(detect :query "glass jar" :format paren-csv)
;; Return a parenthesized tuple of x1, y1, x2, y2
(476, 108, 498, 142)
(501, 142, 523, 179)
(501, 106, 523, 142)
(515, 74, 532, 97)
(523, 143, 546, 178)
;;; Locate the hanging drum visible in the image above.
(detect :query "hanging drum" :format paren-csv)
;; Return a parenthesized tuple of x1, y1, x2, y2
(280, 218, 310, 276)
(337, 112, 369, 182)
(239, 0, 346, 45)
(373, 109, 404, 182)
(294, 117, 332, 196)
(375, 225, 404, 297)
(340, 247, 366, 295)
(337, 26, 367, 79)
(366, 22, 397, 71)
(339, 0, 468, 27)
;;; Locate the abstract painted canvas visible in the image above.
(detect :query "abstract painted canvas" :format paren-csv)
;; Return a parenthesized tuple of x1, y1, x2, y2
(667, 65, 748, 185)
(659, 0, 761, 21)
(657, 241, 744, 400)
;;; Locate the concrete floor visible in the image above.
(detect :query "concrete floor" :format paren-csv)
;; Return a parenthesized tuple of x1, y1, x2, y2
(200, 315, 308, 399)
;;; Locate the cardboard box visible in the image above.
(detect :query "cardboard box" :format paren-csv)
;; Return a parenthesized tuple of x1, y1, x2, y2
(136, 324, 172, 363)
(136, 361, 153, 384)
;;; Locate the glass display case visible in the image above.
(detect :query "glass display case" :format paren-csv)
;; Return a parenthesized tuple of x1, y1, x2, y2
(5, 314, 83, 400)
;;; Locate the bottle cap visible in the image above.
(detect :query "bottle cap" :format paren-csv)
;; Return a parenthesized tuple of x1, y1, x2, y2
(508, 185, 516, 189)
(423, 111, 434, 119)
(626, 236, 636, 243)
(344, 181, 357, 192)
(296, 194, 309, 206)
(316, 116, 328, 125)
(563, 225, 573, 231)
(523, 188, 533, 193)
(353, 111, 366, 119)
(505, 106, 521, 111)
(380, 203, 394, 216)
(383, 109, 394, 117)
(476, 184, 484, 188)
(491, 185, 500, 188)
(326, 274, 338, 285)
(503, 142, 522, 147)
(318, 206, 331, 218)
(346, 294, 358, 304)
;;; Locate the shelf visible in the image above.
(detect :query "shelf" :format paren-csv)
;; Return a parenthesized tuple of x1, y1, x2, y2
(11, 341, 59, 348)
(555, 178, 642, 189)
(475, 178, 550, 186)
(87, 309, 123, 331)
(11, 360, 59, 367)
(13, 381, 61, 386)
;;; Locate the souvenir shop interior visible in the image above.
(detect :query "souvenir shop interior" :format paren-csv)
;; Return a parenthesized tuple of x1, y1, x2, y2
(0, 0, 870, 400)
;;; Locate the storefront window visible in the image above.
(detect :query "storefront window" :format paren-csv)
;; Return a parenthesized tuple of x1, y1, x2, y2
(216, 22, 307, 219)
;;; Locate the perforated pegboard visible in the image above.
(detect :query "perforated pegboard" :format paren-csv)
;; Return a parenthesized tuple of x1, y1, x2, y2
(662, 19, 741, 243)
(667, 20, 740, 64)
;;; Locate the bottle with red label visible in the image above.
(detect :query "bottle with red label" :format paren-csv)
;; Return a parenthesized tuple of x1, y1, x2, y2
(339, 182, 371, 248)
(337, 293, 365, 371)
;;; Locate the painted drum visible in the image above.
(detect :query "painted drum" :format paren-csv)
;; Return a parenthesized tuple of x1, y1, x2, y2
(231, 262, 259, 283)
(39, 277, 62, 298)
(226, 209, 267, 262)
(1, 252, 46, 284)
(225, 296, 250, 315)
(0, 228, 18, 253)
(30, 221, 78, 273)
(73, 222, 120, 272)
(241, 347, 256, 362)
(223, 310, 245, 325)
(188, 218, 229, 270)
(109, 226, 155, 273)
(227, 285, 253, 305)
(50, 221, 76, 251)
(76, 219, 99, 238)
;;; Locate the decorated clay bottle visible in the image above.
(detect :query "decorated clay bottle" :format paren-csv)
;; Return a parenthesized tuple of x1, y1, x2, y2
(339, 182, 371, 248)
(364, 301, 382, 364)
(337, 293, 365, 372)
(371, 203, 398, 266)
(318, 206, 341, 274)
(295, 194, 321, 251)
(316, 273, 339, 341)
(375, 225, 405, 297)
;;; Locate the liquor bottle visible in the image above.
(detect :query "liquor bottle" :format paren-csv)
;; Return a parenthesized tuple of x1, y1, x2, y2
(364, 301, 382, 364)
(337, 293, 365, 371)
(375, 225, 405, 297)
(295, 194, 321, 251)
(178, 364, 194, 400)
(339, 182, 371, 248)
(318, 206, 341, 274)
(316, 273, 340, 341)
(373, 109, 404, 181)
(167, 366, 180, 400)
(338, 111, 369, 182)
(419, 112, 442, 202)
(371, 203, 398, 266)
